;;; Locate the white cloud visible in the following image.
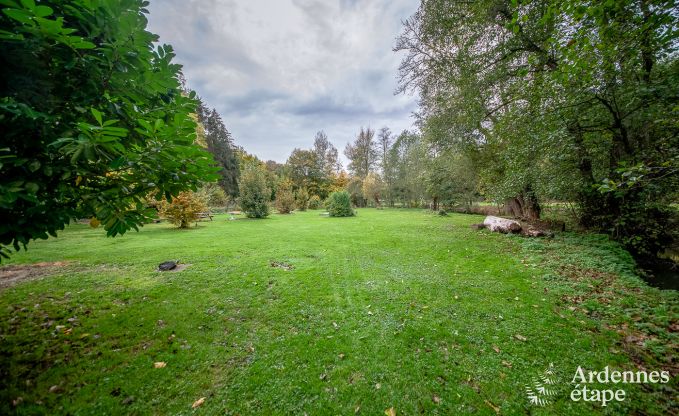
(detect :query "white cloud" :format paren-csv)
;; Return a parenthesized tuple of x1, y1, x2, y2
(147, 0, 420, 163)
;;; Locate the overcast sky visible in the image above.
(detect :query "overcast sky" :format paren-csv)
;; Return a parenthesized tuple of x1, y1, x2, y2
(147, 0, 420, 164)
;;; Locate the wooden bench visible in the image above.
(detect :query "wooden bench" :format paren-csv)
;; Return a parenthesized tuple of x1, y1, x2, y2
(197, 212, 213, 221)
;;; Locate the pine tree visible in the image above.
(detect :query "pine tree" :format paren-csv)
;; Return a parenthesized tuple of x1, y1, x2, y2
(197, 99, 240, 197)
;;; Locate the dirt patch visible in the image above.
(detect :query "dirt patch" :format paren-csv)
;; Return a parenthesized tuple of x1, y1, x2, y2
(0, 261, 70, 289)
(156, 263, 191, 273)
(169, 263, 191, 272)
(270, 261, 294, 271)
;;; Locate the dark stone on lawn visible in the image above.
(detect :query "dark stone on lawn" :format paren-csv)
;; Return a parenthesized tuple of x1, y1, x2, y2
(158, 261, 177, 271)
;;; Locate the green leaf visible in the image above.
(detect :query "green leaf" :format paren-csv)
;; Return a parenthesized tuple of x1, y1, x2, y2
(33, 5, 52, 17)
(3, 8, 33, 24)
(19, 0, 34, 9)
(25, 182, 39, 193)
(90, 107, 103, 125)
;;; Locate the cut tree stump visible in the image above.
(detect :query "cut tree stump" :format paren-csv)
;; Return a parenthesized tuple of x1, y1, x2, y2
(483, 216, 522, 234)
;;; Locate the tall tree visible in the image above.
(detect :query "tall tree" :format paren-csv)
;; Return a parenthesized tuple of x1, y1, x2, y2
(312, 130, 341, 176)
(396, 0, 678, 256)
(197, 100, 240, 197)
(344, 127, 379, 179)
(387, 130, 427, 207)
(377, 127, 393, 204)
(286, 148, 325, 196)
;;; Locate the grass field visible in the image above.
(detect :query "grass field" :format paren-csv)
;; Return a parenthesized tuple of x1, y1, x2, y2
(0, 209, 676, 415)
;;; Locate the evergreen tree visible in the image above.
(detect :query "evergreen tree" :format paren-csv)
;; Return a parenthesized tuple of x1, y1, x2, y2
(197, 100, 240, 197)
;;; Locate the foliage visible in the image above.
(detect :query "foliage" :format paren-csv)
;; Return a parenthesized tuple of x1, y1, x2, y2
(0, 0, 218, 259)
(424, 151, 478, 210)
(274, 180, 296, 214)
(377, 127, 393, 203)
(308, 194, 322, 210)
(238, 164, 270, 218)
(312, 131, 341, 178)
(396, 0, 679, 256)
(158, 191, 208, 228)
(326, 191, 354, 217)
(196, 100, 239, 197)
(286, 148, 326, 198)
(344, 127, 379, 179)
(386, 131, 427, 207)
(331, 171, 350, 193)
(346, 177, 365, 207)
(362, 172, 385, 207)
(295, 187, 309, 211)
(196, 182, 228, 207)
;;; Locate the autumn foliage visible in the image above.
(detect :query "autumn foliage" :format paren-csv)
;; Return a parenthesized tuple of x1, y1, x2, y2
(159, 192, 208, 228)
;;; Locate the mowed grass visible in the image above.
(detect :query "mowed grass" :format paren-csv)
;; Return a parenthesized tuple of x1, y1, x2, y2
(0, 209, 674, 415)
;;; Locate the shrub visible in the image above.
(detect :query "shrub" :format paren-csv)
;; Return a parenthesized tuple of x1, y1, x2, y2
(296, 188, 310, 211)
(239, 165, 270, 218)
(159, 191, 208, 228)
(326, 191, 354, 217)
(275, 181, 296, 214)
(196, 182, 228, 207)
(308, 195, 322, 210)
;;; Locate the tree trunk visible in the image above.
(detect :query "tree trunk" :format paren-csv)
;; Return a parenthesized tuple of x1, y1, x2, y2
(503, 186, 541, 220)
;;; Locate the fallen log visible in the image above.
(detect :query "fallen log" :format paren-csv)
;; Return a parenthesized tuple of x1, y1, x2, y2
(483, 216, 522, 234)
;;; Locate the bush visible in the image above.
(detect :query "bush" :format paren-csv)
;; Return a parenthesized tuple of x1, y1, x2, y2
(196, 182, 228, 207)
(326, 191, 354, 217)
(308, 195, 322, 210)
(275, 181, 296, 214)
(239, 165, 270, 218)
(296, 188, 310, 211)
(159, 191, 208, 228)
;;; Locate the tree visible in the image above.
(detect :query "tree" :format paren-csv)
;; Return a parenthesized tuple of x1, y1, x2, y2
(312, 131, 341, 176)
(377, 127, 393, 204)
(331, 171, 350, 193)
(344, 127, 379, 178)
(0, 0, 218, 258)
(326, 191, 354, 217)
(197, 101, 240, 197)
(362, 172, 385, 207)
(159, 191, 208, 229)
(296, 187, 310, 211)
(239, 164, 270, 218)
(387, 131, 427, 207)
(275, 179, 296, 214)
(286, 148, 325, 196)
(396, 0, 679, 257)
(346, 177, 365, 207)
(308, 195, 322, 210)
(424, 152, 478, 211)
(196, 182, 228, 207)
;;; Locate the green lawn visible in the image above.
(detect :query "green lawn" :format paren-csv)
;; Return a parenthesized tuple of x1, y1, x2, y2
(0, 209, 676, 415)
